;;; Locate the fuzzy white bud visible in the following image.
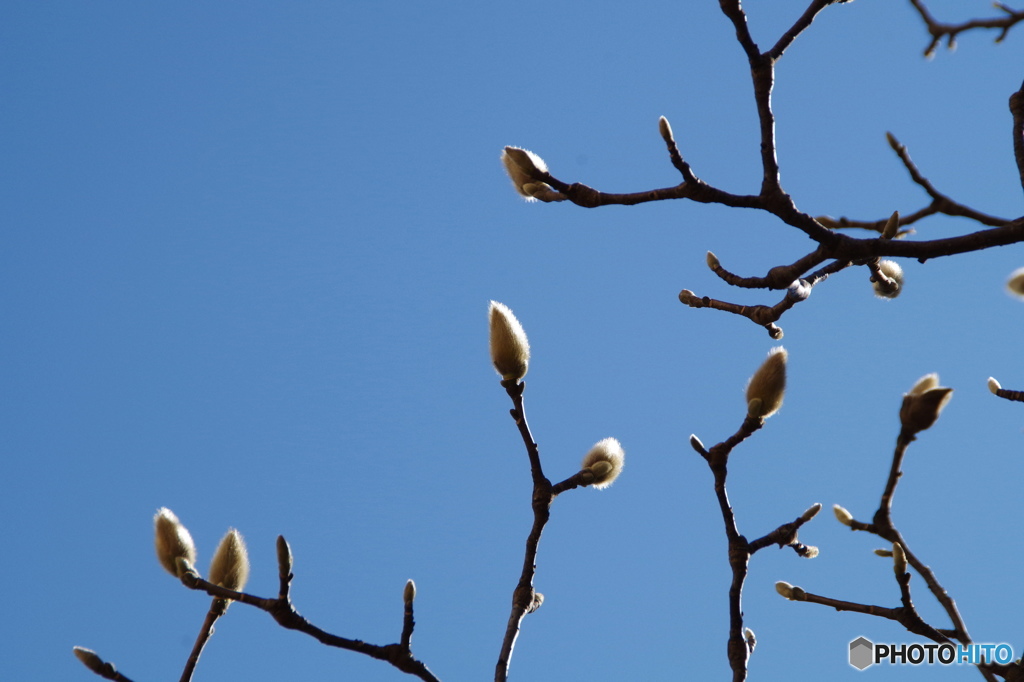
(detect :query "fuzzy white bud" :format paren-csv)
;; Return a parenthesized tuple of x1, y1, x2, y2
(833, 505, 854, 527)
(581, 437, 625, 490)
(488, 301, 530, 381)
(872, 260, 904, 299)
(209, 528, 250, 593)
(988, 377, 1001, 394)
(881, 211, 900, 239)
(800, 503, 822, 522)
(1007, 267, 1024, 298)
(154, 508, 197, 578)
(892, 542, 908, 576)
(404, 579, 416, 605)
(658, 116, 674, 144)
(501, 147, 551, 201)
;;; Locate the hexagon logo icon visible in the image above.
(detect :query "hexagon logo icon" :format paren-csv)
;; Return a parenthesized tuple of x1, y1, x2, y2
(849, 636, 874, 670)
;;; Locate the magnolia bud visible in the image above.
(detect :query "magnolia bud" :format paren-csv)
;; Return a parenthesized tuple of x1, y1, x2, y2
(881, 211, 900, 239)
(501, 147, 550, 202)
(744, 627, 757, 654)
(988, 377, 1001, 394)
(72, 647, 106, 675)
(689, 434, 705, 453)
(833, 505, 854, 527)
(488, 301, 530, 381)
(404, 579, 416, 606)
(892, 542, 908, 576)
(209, 528, 250, 593)
(658, 116, 674, 144)
(154, 508, 197, 578)
(277, 535, 293, 577)
(874, 548, 894, 558)
(800, 503, 822, 522)
(899, 373, 953, 435)
(775, 581, 805, 600)
(872, 260, 904, 299)
(746, 347, 787, 418)
(706, 251, 720, 270)
(581, 437, 625, 490)
(1007, 267, 1024, 298)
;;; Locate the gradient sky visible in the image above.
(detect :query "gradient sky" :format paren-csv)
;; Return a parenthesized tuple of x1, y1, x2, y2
(4, 2, 1024, 680)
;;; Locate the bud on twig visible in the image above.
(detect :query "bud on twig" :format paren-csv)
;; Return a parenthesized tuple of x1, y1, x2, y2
(501, 147, 554, 201)
(833, 504, 854, 527)
(488, 301, 530, 381)
(154, 507, 197, 578)
(580, 437, 625, 489)
(774, 581, 804, 600)
(874, 548, 894, 557)
(892, 542, 908, 576)
(72, 647, 107, 675)
(899, 373, 953, 435)
(872, 260, 904, 299)
(744, 627, 757, 655)
(881, 211, 900, 239)
(746, 347, 787, 418)
(209, 528, 250, 593)
(658, 116, 674, 144)
(404, 579, 417, 606)
(800, 503, 822, 523)
(706, 251, 720, 270)
(988, 377, 1001, 394)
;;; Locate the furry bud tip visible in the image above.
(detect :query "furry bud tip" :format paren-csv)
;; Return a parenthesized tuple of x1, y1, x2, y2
(658, 116, 674, 144)
(1007, 267, 1024, 298)
(209, 528, 250, 593)
(488, 301, 530, 381)
(833, 505, 854, 527)
(800, 503, 822, 522)
(404, 579, 416, 605)
(988, 377, 1001, 394)
(872, 260, 904, 299)
(881, 211, 900, 239)
(73, 648, 107, 675)
(154, 508, 197, 578)
(580, 437, 625, 490)
(892, 542, 908, 576)
(501, 147, 551, 202)
(705, 251, 720, 270)
(746, 347, 787, 418)
(775, 581, 804, 600)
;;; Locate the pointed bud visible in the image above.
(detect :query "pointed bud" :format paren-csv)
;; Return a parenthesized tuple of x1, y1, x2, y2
(73, 647, 106, 675)
(488, 301, 530, 381)
(581, 437, 625, 490)
(689, 434, 705, 454)
(899, 373, 953, 435)
(815, 215, 839, 229)
(746, 347, 787, 418)
(872, 260, 903, 299)
(886, 131, 900, 150)
(501, 147, 551, 201)
(800, 503, 821, 523)
(833, 505, 854, 527)
(404, 579, 416, 605)
(892, 542, 907, 576)
(1007, 267, 1024, 298)
(277, 535, 293, 577)
(881, 211, 900, 239)
(209, 528, 250, 593)
(658, 116, 674, 144)
(874, 548, 894, 557)
(988, 377, 1001, 394)
(706, 251, 720, 270)
(678, 289, 697, 306)
(154, 508, 197, 578)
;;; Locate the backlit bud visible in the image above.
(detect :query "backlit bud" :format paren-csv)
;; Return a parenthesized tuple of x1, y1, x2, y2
(881, 211, 900, 239)
(746, 347, 787, 418)
(892, 542, 907, 576)
(776, 581, 805, 601)
(209, 528, 250, 593)
(833, 505, 854, 527)
(744, 628, 757, 655)
(872, 260, 903, 299)
(899, 373, 953, 435)
(1007, 267, 1024, 298)
(154, 508, 197, 578)
(658, 116, 674, 144)
(488, 301, 530, 381)
(502, 147, 550, 201)
(706, 251, 720, 270)
(800, 503, 822, 522)
(404, 579, 416, 605)
(874, 548, 894, 557)
(988, 377, 1001, 394)
(72, 647, 106, 675)
(581, 437, 625, 490)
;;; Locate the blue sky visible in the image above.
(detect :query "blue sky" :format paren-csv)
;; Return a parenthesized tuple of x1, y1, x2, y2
(3, 2, 1023, 680)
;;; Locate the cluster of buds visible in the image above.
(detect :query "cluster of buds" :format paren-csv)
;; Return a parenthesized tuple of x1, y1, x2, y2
(154, 508, 250, 594)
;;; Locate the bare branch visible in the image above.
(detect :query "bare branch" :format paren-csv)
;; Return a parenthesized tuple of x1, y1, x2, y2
(909, 0, 1024, 57)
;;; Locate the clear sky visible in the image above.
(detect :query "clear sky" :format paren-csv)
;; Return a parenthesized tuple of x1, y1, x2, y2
(3, 2, 1023, 680)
